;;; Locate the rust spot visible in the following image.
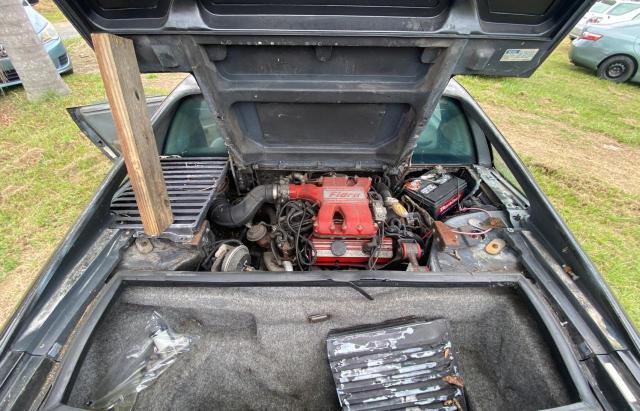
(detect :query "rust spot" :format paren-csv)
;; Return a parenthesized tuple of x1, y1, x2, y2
(487, 217, 504, 228)
(189, 221, 209, 245)
(434, 221, 459, 251)
(444, 348, 450, 358)
(562, 264, 579, 280)
(443, 375, 465, 388)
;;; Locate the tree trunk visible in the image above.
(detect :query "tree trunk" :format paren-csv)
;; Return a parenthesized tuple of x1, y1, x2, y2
(0, 0, 69, 100)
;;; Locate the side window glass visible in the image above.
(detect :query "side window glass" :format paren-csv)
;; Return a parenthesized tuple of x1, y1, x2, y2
(163, 96, 228, 157)
(491, 146, 525, 194)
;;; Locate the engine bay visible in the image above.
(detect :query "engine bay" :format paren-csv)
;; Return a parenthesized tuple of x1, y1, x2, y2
(117, 164, 524, 275)
(208, 166, 522, 274)
(39, 163, 596, 411)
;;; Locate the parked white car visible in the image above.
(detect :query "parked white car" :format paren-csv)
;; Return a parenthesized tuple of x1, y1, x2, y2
(569, 0, 640, 38)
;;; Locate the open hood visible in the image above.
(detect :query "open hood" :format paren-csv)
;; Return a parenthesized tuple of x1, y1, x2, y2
(56, 0, 593, 170)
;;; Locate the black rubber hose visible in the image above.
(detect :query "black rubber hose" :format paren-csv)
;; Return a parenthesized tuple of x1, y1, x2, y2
(375, 182, 393, 200)
(263, 205, 278, 225)
(210, 185, 283, 228)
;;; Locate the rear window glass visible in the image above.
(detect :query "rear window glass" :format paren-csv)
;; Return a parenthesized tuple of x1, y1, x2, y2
(608, 3, 640, 15)
(411, 98, 476, 164)
(163, 95, 476, 164)
(163, 96, 227, 157)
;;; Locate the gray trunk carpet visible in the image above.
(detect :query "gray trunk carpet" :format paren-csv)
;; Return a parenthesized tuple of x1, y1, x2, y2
(67, 286, 576, 410)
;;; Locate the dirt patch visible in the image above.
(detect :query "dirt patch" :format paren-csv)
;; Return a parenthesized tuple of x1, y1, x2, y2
(530, 160, 640, 212)
(66, 39, 188, 91)
(0, 185, 26, 207)
(142, 73, 189, 93)
(66, 39, 98, 75)
(16, 148, 45, 168)
(481, 103, 640, 197)
(621, 117, 640, 128)
(0, 110, 15, 128)
(0, 93, 19, 127)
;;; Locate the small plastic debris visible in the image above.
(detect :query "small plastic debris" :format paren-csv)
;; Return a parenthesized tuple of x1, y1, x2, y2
(88, 312, 198, 411)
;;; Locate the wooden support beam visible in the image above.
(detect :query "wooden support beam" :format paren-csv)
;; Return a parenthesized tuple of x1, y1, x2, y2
(92, 32, 173, 236)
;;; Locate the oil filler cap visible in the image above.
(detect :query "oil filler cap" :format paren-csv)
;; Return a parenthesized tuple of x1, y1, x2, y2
(330, 240, 347, 257)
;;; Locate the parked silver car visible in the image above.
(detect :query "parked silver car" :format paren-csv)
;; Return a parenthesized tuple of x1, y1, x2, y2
(570, 0, 620, 38)
(569, 0, 640, 38)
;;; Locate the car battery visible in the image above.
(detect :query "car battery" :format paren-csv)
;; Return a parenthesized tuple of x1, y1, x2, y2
(403, 171, 467, 218)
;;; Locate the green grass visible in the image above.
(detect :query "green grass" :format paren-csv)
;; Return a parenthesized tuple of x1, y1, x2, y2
(527, 160, 640, 325)
(459, 42, 640, 327)
(0, 41, 174, 322)
(460, 41, 640, 147)
(0, 73, 108, 280)
(33, 0, 67, 24)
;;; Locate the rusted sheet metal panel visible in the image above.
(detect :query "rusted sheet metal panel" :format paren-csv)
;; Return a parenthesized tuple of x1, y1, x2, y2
(327, 318, 466, 410)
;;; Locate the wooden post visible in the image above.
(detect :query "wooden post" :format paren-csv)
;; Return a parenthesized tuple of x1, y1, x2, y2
(92, 33, 173, 236)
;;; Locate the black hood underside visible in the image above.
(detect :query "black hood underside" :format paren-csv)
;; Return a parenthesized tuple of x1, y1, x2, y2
(55, 0, 594, 169)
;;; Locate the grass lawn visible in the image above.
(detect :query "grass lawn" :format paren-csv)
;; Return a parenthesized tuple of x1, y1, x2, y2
(0, 38, 182, 323)
(460, 42, 640, 147)
(33, 0, 67, 24)
(458, 40, 640, 325)
(0, 36, 638, 328)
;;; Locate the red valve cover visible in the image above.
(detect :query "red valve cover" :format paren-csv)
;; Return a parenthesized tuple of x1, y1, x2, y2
(313, 237, 393, 266)
(288, 176, 378, 238)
